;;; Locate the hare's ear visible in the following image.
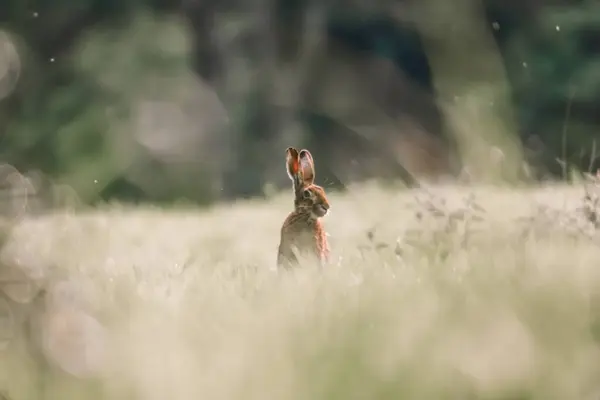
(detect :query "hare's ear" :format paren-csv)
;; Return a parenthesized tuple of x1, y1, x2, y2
(286, 147, 302, 188)
(299, 149, 315, 185)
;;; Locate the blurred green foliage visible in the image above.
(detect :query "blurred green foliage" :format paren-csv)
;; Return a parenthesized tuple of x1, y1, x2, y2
(0, 0, 599, 205)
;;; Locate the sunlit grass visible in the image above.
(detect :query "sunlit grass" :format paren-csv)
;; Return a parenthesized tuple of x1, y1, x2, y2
(2, 180, 600, 400)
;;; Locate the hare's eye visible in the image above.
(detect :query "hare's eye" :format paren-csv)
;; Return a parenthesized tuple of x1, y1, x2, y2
(303, 189, 311, 199)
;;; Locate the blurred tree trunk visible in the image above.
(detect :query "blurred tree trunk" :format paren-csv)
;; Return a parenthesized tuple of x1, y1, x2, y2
(410, 0, 526, 184)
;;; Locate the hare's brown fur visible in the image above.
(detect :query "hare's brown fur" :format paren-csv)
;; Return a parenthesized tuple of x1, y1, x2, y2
(277, 148, 330, 268)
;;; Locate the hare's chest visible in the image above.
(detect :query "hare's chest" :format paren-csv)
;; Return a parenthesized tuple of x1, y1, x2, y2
(284, 227, 315, 254)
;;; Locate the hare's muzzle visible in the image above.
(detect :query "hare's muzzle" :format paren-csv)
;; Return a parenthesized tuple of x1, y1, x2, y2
(313, 203, 329, 217)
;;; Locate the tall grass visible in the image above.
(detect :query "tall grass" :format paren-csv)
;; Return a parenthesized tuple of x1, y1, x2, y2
(2, 180, 600, 400)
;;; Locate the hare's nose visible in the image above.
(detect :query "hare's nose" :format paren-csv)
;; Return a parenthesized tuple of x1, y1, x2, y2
(312, 204, 326, 217)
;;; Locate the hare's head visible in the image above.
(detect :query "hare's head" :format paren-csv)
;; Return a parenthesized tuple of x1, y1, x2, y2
(286, 147, 330, 219)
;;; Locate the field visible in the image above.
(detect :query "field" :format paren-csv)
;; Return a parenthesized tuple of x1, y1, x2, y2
(2, 180, 600, 400)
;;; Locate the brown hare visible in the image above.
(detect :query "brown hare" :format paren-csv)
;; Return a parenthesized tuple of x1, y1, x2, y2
(277, 147, 330, 268)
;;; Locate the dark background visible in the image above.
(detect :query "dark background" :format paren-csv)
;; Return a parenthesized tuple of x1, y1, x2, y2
(1, 0, 599, 206)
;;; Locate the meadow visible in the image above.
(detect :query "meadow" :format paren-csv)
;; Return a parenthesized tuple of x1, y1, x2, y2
(2, 178, 600, 400)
